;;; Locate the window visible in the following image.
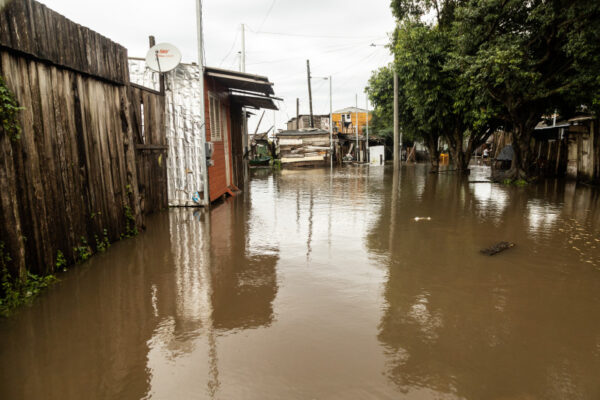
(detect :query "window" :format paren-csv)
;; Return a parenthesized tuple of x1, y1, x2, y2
(221, 103, 228, 138)
(209, 94, 222, 141)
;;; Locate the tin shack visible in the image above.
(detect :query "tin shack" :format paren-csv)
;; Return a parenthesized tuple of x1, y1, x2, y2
(276, 128, 331, 167)
(130, 60, 278, 204)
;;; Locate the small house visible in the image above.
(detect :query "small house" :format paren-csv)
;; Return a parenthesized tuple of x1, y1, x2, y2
(287, 114, 330, 131)
(332, 107, 371, 135)
(276, 129, 331, 167)
(130, 60, 278, 205)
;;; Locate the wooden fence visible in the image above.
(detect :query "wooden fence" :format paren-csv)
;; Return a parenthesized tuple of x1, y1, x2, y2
(0, 0, 166, 279)
(129, 84, 168, 215)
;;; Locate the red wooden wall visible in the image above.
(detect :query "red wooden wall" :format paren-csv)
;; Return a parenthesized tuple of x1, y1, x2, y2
(204, 77, 234, 202)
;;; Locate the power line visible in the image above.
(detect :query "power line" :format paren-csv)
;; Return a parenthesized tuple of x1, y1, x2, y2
(246, 26, 384, 40)
(258, 0, 277, 32)
(218, 28, 240, 67)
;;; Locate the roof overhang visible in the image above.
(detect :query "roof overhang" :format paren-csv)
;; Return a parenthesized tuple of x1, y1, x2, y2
(205, 66, 274, 95)
(230, 91, 279, 110)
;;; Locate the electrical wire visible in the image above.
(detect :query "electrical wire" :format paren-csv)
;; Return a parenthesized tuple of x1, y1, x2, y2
(246, 26, 384, 40)
(258, 0, 277, 32)
(218, 28, 240, 68)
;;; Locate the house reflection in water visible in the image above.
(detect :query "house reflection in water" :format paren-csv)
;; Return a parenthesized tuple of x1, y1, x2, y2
(143, 195, 279, 398)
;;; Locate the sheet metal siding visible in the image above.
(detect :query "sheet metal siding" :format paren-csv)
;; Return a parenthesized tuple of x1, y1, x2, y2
(205, 78, 233, 201)
(129, 60, 206, 206)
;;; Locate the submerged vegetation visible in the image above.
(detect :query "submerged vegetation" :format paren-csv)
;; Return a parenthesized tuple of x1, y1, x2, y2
(0, 242, 56, 318)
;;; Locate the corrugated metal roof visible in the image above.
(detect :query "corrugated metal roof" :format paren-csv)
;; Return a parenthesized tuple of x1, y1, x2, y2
(276, 129, 329, 136)
(333, 107, 369, 114)
(205, 66, 275, 95)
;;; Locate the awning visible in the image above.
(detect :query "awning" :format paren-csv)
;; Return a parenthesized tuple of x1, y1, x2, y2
(231, 92, 279, 110)
(205, 66, 274, 95)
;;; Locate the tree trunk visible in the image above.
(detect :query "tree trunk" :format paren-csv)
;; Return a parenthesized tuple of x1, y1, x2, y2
(425, 136, 440, 173)
(506, 123, 533, 180)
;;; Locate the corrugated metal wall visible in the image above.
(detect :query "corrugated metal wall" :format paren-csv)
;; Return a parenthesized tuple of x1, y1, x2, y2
(129, 60, 207, 206)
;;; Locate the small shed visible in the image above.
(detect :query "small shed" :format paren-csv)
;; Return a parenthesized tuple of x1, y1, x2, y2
(130, 60, 278, 204)
(566, 115, 598, 181)
(276, 129, 331, 167)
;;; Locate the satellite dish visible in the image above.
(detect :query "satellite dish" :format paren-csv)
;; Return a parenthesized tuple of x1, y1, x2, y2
(145, 43, 182, 73)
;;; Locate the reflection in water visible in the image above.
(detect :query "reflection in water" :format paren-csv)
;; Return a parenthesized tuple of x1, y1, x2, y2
(0, 165, 599, 399)
(371, 165, 600, 399)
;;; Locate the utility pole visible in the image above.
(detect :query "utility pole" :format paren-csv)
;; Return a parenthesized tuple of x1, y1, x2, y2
(366, 95, 369, 163)
(355, 94, 359, 161)
(196, 0, 209, 206)
(306, 60, 314, 128)
(329, 76, 333, 166)
(296, 98, 300, 130)
(393, 69, 399, 166)
(241, 23, 246, 72)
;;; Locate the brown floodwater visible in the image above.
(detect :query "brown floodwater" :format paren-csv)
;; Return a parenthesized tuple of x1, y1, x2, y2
(1, 165, 600, 399)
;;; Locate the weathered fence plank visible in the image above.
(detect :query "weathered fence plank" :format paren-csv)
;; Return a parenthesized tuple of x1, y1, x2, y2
(0, 0, 128, 84)
(0, 0, 156, 279)
(129, 85, 168, 215)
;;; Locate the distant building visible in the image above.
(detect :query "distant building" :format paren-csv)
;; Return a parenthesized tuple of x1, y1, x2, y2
(287, 114, 330, 131)
(332, 107, 372, 135)
(275, 128, 331, 167)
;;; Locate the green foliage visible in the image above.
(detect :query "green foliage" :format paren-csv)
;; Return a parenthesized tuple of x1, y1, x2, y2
(0, 76, 23, 141)
(382, 0, 600, 178)
(515, 179, 528, 187)
(95, 229, 110, 252)
(122, 205, 138, 238)
(55, 250, 67, 272)
(271, 159, 282, 170)
(0, 242, 56, 318)
(73, 236, 92, 263)
(450, 0, 600, 176)
(502, 178, 529, 186)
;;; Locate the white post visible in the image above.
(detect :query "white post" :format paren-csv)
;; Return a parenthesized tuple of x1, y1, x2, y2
(355, 94, 359, 161)
(241, 23, 246, 73)
(366, 95, 369, 163)
(196, 0, 210, 206)
(393, 69, 399, 167)
(329, 76, 333, 167)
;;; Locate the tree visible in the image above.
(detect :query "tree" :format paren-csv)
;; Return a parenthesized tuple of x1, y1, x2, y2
(451, 0, 600, 179)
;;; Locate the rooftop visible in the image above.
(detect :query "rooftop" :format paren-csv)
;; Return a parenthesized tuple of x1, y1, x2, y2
(333, 107, 369, 114)
(276, 128, 330, 137)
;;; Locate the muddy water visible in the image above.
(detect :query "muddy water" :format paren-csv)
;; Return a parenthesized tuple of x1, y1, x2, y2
(1, 165, 600, 399)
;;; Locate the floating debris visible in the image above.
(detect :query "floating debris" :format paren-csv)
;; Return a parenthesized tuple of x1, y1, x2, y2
(481, 242, 515, 256)
(414, 217, 432, 222)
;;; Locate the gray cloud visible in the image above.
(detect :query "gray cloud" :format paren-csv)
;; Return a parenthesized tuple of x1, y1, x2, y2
(40, 0, 394, 132)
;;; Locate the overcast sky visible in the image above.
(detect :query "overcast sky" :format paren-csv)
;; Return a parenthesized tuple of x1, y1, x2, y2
(40, 0, 395, 133)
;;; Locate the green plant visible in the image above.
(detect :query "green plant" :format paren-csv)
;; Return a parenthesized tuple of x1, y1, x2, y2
(0, 76, 23, 141)
(95, 229, 111, 252)
(123, 205, 138, 238)
(73, 236, 92, 263)
(514, 179, 528, 187)
(0, 241, 56, 318)
(55, 250, 67, 272)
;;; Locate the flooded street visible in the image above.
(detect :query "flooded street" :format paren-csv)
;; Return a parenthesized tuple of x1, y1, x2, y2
(1, 165, 600, 399)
